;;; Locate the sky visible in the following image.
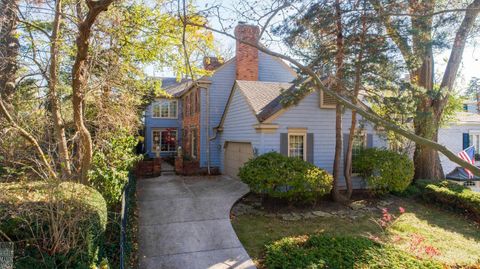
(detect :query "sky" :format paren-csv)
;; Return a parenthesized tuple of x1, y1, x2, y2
(152, 0, 479, 91)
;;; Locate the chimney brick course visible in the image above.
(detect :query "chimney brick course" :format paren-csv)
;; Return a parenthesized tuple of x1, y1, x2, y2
(234, 23, 260, 81)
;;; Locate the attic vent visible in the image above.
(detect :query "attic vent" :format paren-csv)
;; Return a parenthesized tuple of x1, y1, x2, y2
(320, 90, 336, 108)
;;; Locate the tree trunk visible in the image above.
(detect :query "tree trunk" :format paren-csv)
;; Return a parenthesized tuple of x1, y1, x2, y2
(410, 1, 444, 180)
(332, 0, 346, 202)
(343, 7, 367, 199)
(49, 0, 72, 178)
(72, 0, 114, 184)
(0, 0, 19, 101)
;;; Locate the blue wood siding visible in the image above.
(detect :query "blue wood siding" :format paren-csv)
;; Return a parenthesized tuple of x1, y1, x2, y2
(258, 51, 296, 82)
(219, 86, 260, 170)
(144, 99, 182, 158)
(220, 90, 387, 189)
(199, 60, 237, 167)
(200, 53, 297, 168)
(268, 91, 386, 188)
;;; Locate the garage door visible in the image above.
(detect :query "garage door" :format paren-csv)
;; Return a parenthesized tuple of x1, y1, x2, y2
(224, 142, 253, 179)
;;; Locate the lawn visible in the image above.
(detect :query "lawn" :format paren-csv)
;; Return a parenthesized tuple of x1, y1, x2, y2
(231, 195, 480, 268)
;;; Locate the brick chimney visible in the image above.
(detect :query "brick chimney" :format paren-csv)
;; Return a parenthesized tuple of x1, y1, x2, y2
(203, 57, 223, 71)
(234, 22, 260, 81)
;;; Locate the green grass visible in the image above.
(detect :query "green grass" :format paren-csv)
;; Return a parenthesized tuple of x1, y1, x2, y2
(232, 198, 480, 267)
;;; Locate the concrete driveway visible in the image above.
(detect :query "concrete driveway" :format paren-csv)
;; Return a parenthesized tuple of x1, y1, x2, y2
(137, 175, 256, 269)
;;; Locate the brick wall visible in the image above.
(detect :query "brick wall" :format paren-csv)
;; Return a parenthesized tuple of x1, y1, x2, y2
(182, 88, 201, 160)
(234, 23, 260, 81)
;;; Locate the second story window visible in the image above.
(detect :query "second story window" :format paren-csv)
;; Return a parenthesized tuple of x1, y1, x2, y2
(152, 99, 177, 118)
(185, 95, 190, 116)
(190, 92, 195, 116)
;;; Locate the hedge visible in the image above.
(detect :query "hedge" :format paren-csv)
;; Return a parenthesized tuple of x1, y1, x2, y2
(238, 152, 332, 204)
(265, 234, 443, 269)
(0, 181, 107, 268)
(415, 180, 480, 221)
(353, 148, 414, 194)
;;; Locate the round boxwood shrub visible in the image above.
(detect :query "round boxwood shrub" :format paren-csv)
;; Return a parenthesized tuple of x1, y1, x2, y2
(265, 235, 443, 269)
(238, 152, 333, 204)
(353, 148, 414, 194)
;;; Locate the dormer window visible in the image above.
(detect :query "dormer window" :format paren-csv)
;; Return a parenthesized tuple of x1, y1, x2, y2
(152, 99, 178, 119)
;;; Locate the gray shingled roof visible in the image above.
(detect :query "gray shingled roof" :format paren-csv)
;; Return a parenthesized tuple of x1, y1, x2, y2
(163, 80, 193, 97)
(235, 80, 294, 122)
(147, 77, 192, 97)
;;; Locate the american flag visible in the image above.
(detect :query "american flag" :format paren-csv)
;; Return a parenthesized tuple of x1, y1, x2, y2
(458, 146, 475, 178)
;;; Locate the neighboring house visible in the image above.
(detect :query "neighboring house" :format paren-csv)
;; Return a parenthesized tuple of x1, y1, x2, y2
(144, 22, 387, 188)
(439, 100, 480, 175)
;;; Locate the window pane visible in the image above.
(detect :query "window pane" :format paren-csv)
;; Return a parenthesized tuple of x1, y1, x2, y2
(190, 92, 196, 116)
(153, 104, 161, 118)
(170, 101, 177, 118)
(161, 130, 177, 152)
(352, 134, 366, 173)
(191, 128, 197, 158)
(289, 135, 304, 159)
(161, 102, 169, 117)
(152, 130, 161, 151)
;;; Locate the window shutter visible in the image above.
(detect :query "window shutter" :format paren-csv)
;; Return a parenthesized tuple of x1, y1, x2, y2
(343, 134, 349, 159)
(463, 133, 470, 149)
(280, 133, 288, 156)
(307, 133, 314, 164)
(367, 134, 373, 148)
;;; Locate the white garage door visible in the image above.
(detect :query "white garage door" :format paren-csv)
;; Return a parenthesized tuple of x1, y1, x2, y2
(224, 142, 253, 179)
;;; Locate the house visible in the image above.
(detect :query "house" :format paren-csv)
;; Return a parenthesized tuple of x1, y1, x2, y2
(439, 100, 480, 176)
(144, 22, 387, 188)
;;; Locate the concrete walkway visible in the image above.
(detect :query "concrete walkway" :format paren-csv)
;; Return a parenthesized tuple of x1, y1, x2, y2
(137, 175, 256, 269)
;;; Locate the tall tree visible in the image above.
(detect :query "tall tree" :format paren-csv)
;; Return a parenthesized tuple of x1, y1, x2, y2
(332, 0, 345, 202)
(273, 0, 394, 200)
(49, 0, 72, 178)
(72, 0, 115, 183)
(370, 0, 480, 180)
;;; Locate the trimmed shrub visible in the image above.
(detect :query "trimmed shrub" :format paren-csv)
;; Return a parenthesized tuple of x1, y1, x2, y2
(0, 181, 107, 268)
(265, 234, 443, 269)
(416, 180, 480, 220)
(353, 148, 414, 194)
(238, 152, 332, 204)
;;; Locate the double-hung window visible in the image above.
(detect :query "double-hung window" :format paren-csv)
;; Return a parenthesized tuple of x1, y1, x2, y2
(152, 99, 177, 118)
(351, 133, 367, 173)
(288, 133, 306, 161)
(191, 128, 197, 159)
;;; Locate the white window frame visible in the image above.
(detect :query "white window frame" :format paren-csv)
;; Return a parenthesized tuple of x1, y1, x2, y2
(151, 128, 178, 152)
(469, 130, 480, 154)
(351, 131, 367, 174)
(152, 99, 178, 119)
(288, 132, 307, 161)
